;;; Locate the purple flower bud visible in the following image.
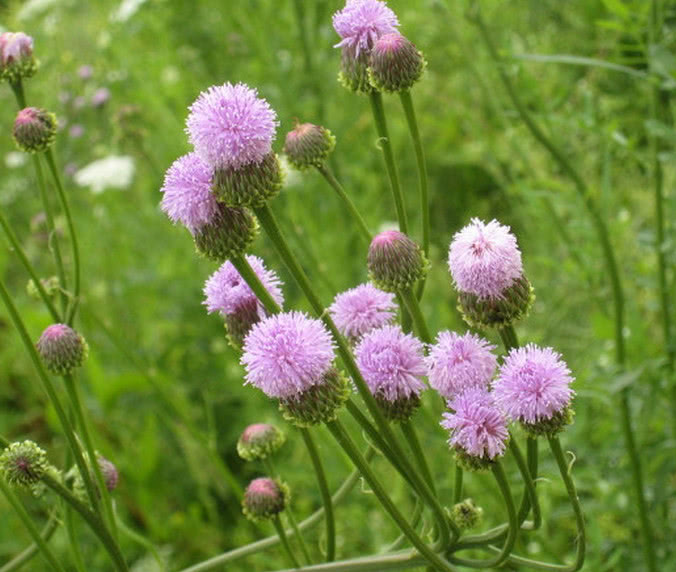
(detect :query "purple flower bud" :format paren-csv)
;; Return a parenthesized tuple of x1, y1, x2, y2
(493, 344, 575, 436)
(98, 456, 119, 492)
(13, 107, 57, 153)
(0, 32, 37, 83)
(0, 441, 49, 488)
(237, 423, 286, 461)
(242, 477, 288, 522)
(368, 33, 425, 92)
(367, 230, 427, 293)
(283, 123, 336, 171)
(36, 324, 88, 376)
(329, 283, 397, 342)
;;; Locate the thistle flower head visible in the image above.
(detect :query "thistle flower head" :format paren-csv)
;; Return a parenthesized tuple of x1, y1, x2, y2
(186, 82, 278, 170)
(192, 203, 258, 261)
(367, 230, 427, 292)
(237, 423, 286, 461)
(333, 0, 399, 57)
(426, 331, 497, 400)
(368, 33, 425, 92)
(36, 324, 88, 375)
(329, 283, 397, 341)
(494, 344, 575, 431)
(0, 32, 36, 82)
(242, 477, 288, 522)
(283, 122, 336, 170)
(0, 441, 49, 488)
(13, 107, 57, 153)
(441, 388, 508, 467)
(160, 152, 218, 234)
(355, 325, 426, 402)
(241, 311, 336, 399)
(448, 218, 523, 299)
(203, 255, 283, 318)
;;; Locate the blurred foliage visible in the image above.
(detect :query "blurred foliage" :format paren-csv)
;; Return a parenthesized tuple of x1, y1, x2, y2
(0, 0, 675, 570)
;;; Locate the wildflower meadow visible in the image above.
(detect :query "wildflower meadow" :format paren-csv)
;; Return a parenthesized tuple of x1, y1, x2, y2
(1, 1, 675, 571)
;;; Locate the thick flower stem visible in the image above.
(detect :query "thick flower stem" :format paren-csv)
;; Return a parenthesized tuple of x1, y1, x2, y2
(0, 511, 59, 572)
(470, 8, 651, 570)
(399, 287, 431, 344)
(316, 164, 372, 243)
(0, 279, 99, 515)
(44, 150, 81, 325)
(0, 210, 61, 321)
(399, 90, 429, 259)
(0, 479, 66, 572)
(368, 92, 408, 234)
(63, 373, 118, 541)
(269, 549, 426, 572)
(326, 419, 456, 572)
(273, 516, 302, 569)
(253, 203, 457, 546)
(498, 325, 519, 353)
(511, 438, 541, 528)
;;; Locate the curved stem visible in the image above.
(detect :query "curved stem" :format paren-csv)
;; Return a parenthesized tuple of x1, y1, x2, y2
(273, 516, 302, 569)
(268, 549, 425, 572)
(0, 211, 60, 322)
(0, 512, 59, 572)
(0, 481, 65, 572)
(44, 150, 81, 325)
(316, 165, 372, 243)
(368, 92, 408, 234)
(511, 438, 541, 528)
(0, 279, 99, 513)
(399, 90, 429, 258)
(253, 204, 456, 546)
(400, 420, 436, 496)
(300, 428, 335, 562)
(327, 419, 455, 572)
(41, 474, 128, 572)
(382, 497, 424, 553)
(399, 287, 431, 344)
(63, 373, 118, 540)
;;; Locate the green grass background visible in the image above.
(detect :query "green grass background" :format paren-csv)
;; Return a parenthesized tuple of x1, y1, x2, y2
(1, 0, 675, 570)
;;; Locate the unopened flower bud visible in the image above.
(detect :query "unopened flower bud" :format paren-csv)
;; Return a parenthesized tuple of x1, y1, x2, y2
(451, 498, 483, 530)
(242, 477, 288, 522)
(26, 276, 60, 301)
(0, 32, 37, 83)
(283, 123, 336, 171)
(369, 33, 425, 92)
(13, 107, 57, 153)
(367, 230, 427, 293)
(212, 152, 283, 208)
(0, 441, 49, 488)
(98, 456, 119, 492)
(36, 323, 88, 375)
(193, 203, 258, 261)
(237, 423, 286, 461)
(338, 47, 373, 94)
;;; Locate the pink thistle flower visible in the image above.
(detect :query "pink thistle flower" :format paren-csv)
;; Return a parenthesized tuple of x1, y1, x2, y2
(203, 254, 284, 318)
(186, 82, 279, 170)
(441, 388, 508, 461)
(426, 331, 497, 400)
(160, 152, 218, 234)
(0, 32, 33, 66)
(448, 218, 523, 299)
(354, 324, 426, 402)
(241, 312, 335, 399)
(329, 283, 396, 340)
(493, 344, 574, 424)
(333, 0, 399, 57)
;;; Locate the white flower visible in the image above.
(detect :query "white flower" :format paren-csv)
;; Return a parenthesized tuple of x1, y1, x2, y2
(74, 155, 135, 194)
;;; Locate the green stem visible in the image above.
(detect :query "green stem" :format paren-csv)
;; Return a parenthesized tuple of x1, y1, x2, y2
(546, 437, 586, 571)
(269, 549, 425, 572)
(316, 164, 372, 243)
(400, 420, 436, 496)
(63, 373, 118, 540)
(115, 514, 166, 572)
(453, 466, 463, 504)
(291, 0, 314, 77)
(498, 324, 519, 353)
(511, 438, 541, 528)
(300, 428, 335, 562)
(65, 507, 87, 572)
(448, 461, 517, 568)
(399, 90, 429, 258)
(0, 211, 60, 322)
(0, 279, 99, 513)
(326, 419, 455, 572)
(274, 516, 302, 569)
(399, 287, 431, 344)
(229, 253, 283, 314)
(471, 10, 649, 568)
(368, 92, 408, 234)
(9, 81, 27, 107)
(0, 512, 59, 572)
(41, 473, 128, 572)
(0, 481, 65, 572)
(253, 204, 456, 546)
(382, 497, 424, 553)
(44, 150, 81, 325)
